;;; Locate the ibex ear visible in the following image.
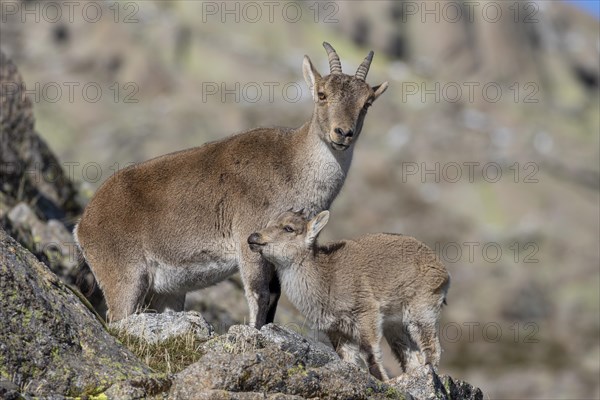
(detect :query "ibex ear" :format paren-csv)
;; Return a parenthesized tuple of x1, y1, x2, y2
(303, 55, 321, 103)
(306, 210, 329, 244)
(372, 81, 389, 101)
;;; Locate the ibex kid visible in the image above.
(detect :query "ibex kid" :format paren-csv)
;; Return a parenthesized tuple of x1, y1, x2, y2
(248, 210, 450, 380)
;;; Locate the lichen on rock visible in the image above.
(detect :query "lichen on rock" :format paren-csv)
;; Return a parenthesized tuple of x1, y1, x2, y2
(0, 50, 103, 312)
(0, 227, 159, 397)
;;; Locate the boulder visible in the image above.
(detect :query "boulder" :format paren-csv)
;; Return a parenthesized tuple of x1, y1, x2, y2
(391, 366, 484, 400)
(172, 324, 406, 400)
(0, 50, 103, 312)
(0, 51, 80, 222)
(110, 311, 215, 344)
(0, 227, 168, 398)
(170, 323, 484, 399)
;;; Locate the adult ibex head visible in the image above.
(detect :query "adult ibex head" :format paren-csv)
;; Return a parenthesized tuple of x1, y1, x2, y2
(303, 42, 388, 151)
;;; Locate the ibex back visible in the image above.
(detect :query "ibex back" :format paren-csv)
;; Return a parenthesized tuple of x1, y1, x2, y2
(74, 42, 388, 326)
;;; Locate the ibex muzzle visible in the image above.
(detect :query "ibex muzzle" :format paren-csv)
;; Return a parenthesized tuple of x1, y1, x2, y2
(74, 42, 388, 326)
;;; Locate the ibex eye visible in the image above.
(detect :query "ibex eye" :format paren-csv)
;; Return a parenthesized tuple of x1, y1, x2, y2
(283, 226, 294, 233)
(318, 92, 326, 101)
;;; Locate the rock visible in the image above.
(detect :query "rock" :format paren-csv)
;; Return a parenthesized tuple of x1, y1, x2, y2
(439, 375, 484, 400)
(0, 227, 166, 398)
(102, 375, 172, 399)
(391, 366, 483, 400)
(170, 322, 484, 399)
(0, 379, 22, 400)
(0, 51, 103, 313)
(392, 366, 445, 400)
(201, 324, 338, 368)
(7, 202, 78, 274)
(180, 390, 305, 399)
(110, 311, 215, 344)
(259, 324, 341, 367)
(7, 202, 40, 229)
(0, 51, 80, 224)
(171, 324, 408, 400)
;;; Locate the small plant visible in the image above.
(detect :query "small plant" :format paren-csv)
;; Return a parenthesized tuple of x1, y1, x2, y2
(287, 363, 307, 377)
(89, 394, 109, 400)
(385, 385, 405, 399)
(220, 340, 236, 354)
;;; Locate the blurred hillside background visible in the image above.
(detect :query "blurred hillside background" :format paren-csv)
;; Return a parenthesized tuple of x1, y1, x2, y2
(1, 0, 599, 398)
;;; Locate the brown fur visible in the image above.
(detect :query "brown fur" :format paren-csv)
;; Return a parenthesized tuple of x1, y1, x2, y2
(74, 43, 388, 325)
(249, 211, 450, 380)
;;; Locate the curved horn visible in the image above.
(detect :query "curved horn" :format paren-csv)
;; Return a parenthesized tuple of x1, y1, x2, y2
(355, 50, 374, 81)
(323, 42, 342, 75)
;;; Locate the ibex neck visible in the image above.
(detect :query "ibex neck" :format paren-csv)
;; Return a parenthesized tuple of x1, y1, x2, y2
(297, 118, 354, 174)
(278, 257, 331, 327)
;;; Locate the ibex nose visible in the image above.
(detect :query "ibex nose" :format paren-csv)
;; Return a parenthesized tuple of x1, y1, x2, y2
(248, 233, 265, 252)
(334, 127, 354, 138)
(247, 233, 264, 245)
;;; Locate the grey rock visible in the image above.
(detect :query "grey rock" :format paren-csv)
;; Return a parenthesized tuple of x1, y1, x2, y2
(0, 51, 80, 222)
(185, 279, 247, 333)
(102, 375, 172, 400)
(110, 311, 215, 344)
(202, 324, 339, 368)
(178, 390, 304, 399)
(172, 324, 407, 400)
(0, 379, 24, 400)
(438, 375, 484, 400)
(36, 396, 67, 400)
(260, 324, 341, 367)
(7, 202, 40, 229)
(392, 366, 446, 400)
(391, 366, 483, 400)
(0, 227, 161, 398)
(174, 322, 484, 400)
(202, 324, 263, 354)
(7, 202, 77, 274)
(0, 52, 102, 314)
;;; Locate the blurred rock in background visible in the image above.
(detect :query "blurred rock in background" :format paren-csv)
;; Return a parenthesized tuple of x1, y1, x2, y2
(0, 51, 104, 311)
(0, 1, 598, 398)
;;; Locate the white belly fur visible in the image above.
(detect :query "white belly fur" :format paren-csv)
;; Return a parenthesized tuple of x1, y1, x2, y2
(151, 259, 238, 294)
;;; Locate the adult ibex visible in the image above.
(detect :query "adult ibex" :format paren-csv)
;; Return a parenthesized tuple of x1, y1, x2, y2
(75, 42, 388, 326)
(248, 210, 450, 380)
